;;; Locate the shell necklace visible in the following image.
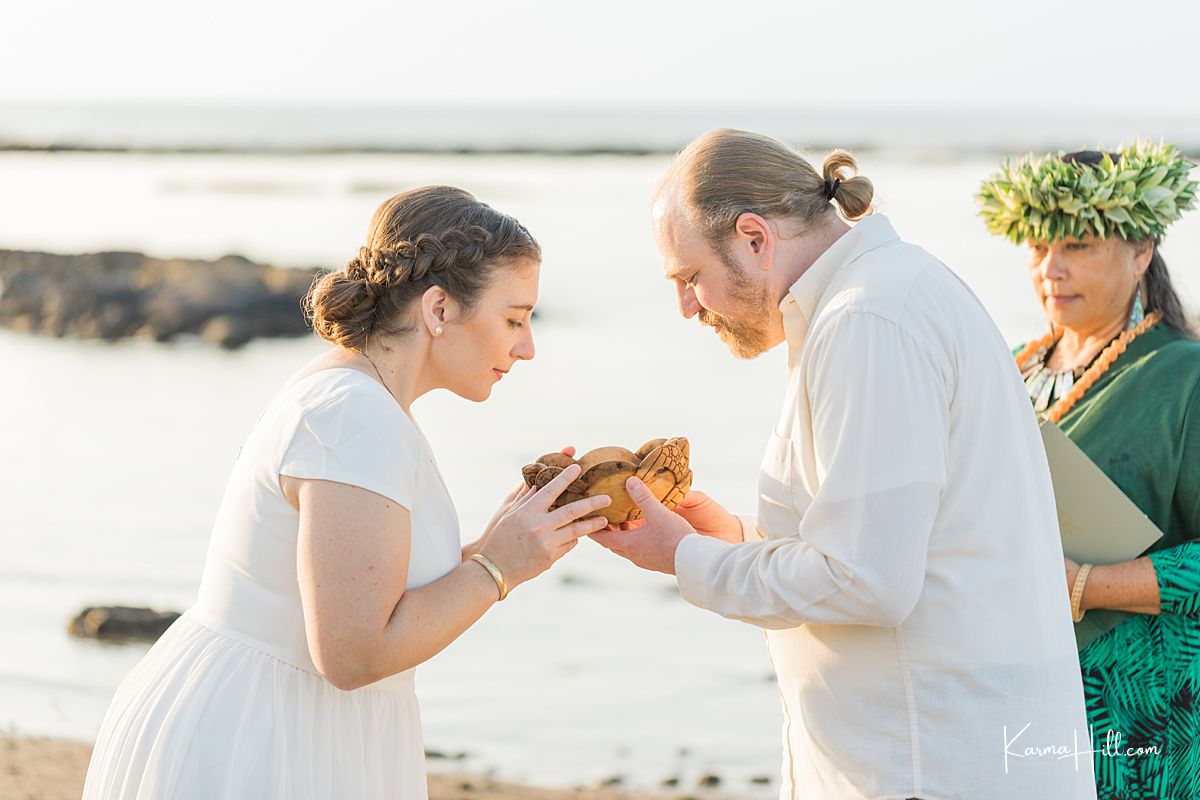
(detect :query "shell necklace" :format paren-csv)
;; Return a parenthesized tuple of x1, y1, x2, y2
(1014, 311, 1161, 424)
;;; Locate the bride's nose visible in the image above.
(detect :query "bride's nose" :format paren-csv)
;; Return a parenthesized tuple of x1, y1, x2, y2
(512, 327, 535, 361)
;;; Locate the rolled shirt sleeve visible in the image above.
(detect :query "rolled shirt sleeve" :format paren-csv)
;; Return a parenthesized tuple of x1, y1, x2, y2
(1150, 541, 1200, 617)
(675, 310, 950, 629)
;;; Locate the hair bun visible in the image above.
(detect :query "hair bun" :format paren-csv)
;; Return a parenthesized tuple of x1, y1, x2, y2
(303, 263, 380, 348)
(820, 150, 874, 221)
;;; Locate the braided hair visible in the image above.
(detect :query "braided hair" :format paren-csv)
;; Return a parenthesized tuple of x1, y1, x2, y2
(304, 186, 541, 349)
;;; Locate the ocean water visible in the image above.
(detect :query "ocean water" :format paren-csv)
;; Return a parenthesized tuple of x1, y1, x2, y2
(1, 150, 1198, 795)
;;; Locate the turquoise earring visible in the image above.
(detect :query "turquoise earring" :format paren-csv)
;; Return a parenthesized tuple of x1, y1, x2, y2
(1128, 284, 1145, 329)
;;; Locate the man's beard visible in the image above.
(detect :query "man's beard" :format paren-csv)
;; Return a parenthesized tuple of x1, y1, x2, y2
(699, 251, 776, 360)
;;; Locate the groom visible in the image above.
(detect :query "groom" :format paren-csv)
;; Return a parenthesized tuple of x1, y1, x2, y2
(592, 129, 1097, 799)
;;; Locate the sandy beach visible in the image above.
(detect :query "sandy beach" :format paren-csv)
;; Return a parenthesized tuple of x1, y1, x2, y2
(0, 736, 738, 800)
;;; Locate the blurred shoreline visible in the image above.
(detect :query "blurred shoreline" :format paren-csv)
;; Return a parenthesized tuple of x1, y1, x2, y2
(0, 737, 730, 800)
(3, 102, 1198, 157)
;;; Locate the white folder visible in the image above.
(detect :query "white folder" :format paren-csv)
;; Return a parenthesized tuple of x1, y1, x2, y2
(1040, 420, 1163, 564)
(1039, 420, 1164, 650)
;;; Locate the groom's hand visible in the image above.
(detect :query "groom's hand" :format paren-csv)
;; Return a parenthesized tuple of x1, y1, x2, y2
(673, 491, 742, 544)
(590, 477, 694, 575)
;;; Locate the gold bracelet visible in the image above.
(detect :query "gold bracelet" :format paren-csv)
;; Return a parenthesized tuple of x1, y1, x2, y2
(469, 553, 508, 601)
(1070, 563, 1094, 623)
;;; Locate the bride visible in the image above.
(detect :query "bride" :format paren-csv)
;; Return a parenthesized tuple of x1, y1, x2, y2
(83, 185, 611, 799)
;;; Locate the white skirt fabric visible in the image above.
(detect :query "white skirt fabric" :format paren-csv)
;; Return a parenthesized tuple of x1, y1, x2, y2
(82, 612, 428, 800)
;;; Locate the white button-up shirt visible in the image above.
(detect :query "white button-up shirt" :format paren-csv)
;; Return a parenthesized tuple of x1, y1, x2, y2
(675, 215, 1096, 800)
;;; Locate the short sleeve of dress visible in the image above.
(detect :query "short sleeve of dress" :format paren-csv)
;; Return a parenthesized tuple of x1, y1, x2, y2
(278, 377, 420, 509)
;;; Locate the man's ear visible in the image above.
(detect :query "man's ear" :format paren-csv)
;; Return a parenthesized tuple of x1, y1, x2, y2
(734, 212, 774, 270)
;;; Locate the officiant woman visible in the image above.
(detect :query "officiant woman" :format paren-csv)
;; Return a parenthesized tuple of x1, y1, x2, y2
(978, 142, 1200, 797)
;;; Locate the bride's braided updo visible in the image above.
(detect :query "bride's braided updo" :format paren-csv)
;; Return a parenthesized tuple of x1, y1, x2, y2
(304, 186, 541, 349)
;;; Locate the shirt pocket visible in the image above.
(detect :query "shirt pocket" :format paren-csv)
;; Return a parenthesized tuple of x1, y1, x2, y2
(758, 430, 803, 539)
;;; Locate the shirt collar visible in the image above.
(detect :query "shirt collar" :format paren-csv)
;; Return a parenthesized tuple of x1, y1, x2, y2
(780, 214, 901, 347)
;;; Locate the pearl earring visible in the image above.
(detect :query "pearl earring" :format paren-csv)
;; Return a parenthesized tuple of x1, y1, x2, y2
(434, 326, 443, 336)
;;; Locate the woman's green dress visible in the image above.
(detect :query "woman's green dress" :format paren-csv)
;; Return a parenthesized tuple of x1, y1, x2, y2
(1042, 325, 1200, 799)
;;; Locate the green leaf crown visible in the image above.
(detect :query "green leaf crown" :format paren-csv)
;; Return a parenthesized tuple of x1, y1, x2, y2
(977, 140, 1197, 243)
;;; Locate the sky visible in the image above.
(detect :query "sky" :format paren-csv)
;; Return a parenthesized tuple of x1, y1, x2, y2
(2, 0, 1197, 112)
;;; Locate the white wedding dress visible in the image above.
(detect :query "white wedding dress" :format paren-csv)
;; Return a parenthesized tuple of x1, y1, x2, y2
(83, 368, 463, 799)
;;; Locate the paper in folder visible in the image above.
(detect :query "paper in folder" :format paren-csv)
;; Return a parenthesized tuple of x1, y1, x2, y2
(1039, 420, 1164, 649)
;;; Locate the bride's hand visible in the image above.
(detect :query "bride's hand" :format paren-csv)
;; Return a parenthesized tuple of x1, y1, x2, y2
(482, 483, 534, 540)
(480, 463, 610, 591)
(464, 446, 576, 561)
